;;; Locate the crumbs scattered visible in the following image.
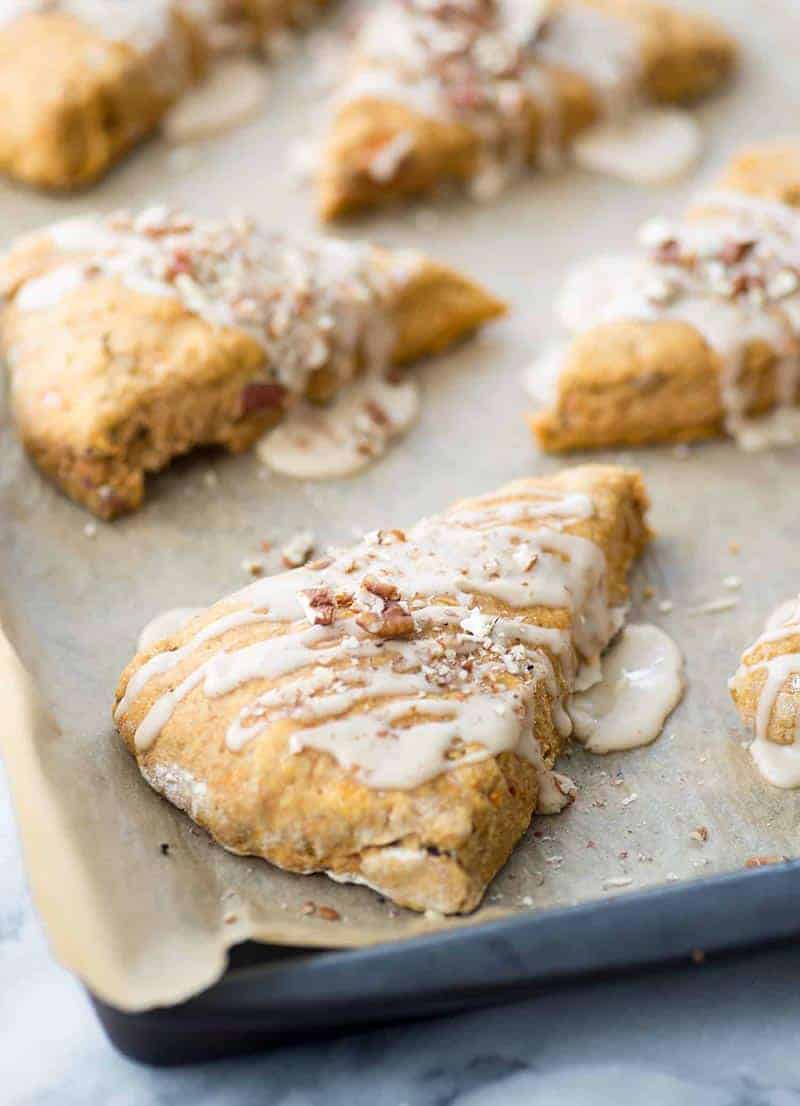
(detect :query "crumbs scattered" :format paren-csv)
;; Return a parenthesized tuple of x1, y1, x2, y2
(687, 597, 739, 616)
(281, 529, 316, 568)
(83, 522, 97, 539)
(241, 558, 265, 577)
(689, 826, 709, 844)
(658, 599, 674, 613)
(159, 842, 170, 856)
(691, 948, 705, 964)
(728, 540, 741, 555)
(620, 793, 638, 807)
(603, 876, 633, 889)
(745, 855, 784, 868)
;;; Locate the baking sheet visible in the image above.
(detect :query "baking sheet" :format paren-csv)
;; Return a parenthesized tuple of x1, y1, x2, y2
(2, 0, 800, 1013)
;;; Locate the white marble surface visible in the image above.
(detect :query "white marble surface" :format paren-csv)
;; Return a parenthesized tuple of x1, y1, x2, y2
(4, 754, 800, 1106)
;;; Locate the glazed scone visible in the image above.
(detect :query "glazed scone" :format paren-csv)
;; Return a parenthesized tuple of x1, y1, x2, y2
(528, 141, 800, 453)
(0, 207, 504, 518)
(730, 597, 800, 789)
(0, 3, 202, 190)
(114, 464, 651, 915)
(318, 0, 735, 219)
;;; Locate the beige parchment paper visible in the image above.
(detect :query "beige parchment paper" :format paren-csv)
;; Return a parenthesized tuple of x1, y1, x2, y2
(2, 0, 800, 1013)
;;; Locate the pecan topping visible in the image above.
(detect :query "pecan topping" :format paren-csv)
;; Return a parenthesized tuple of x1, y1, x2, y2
(357, 600, 415, 639)
(241, 381, 287, 415)
(298, 586, 338, 626)
(363, 575, 400, 601)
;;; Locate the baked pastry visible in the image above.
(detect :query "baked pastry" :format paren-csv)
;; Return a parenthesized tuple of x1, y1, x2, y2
(115, 463, 651, 914)
(317, 0, 735, 219)
(529, 141, 800, 453)
(0, 206, 503, 517)
(0, 2, 203, 190)
(179, 0, 330, 55)
(730, 597, 800, 789)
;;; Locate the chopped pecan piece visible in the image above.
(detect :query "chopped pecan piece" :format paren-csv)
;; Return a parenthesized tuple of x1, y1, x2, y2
(357, 600, 415, 639)
(363, 575, 400, 601)
(298, 586, 338, 626)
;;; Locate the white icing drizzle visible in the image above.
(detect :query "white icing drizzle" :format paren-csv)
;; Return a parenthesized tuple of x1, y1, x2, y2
(118, 484, 631, 802)
(10, 209, 419, 443)
(163, 57, 270, 143)
(571, 106, 702, 186)
(339, 0, 645, 198)
(0, 1, 191, 96)
(547, 190, 800, 447)
(137, 607, 205, 652)
(257, 365, 420, 478)
(568, 623, 684, 754)
(731, 597, 800, 788)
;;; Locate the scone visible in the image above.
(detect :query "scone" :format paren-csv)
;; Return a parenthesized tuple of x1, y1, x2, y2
(730, 597, 800, 790)
(529, 141, 800, 453)
(0, 207, 504, 518)
(0, 3, 203, 190)
(114, 463, 651, 914)
(318, 0, 735, 219)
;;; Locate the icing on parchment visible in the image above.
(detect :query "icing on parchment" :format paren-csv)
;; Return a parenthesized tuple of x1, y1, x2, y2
(117, 484, 629, 799)
(568, 623, 684, 754)
(731, 597, 800, 788)
(541, 191, 800, 449)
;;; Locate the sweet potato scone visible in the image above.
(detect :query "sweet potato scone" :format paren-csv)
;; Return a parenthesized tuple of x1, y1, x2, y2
(730, 597, 800, 790)
(529, 141, 800, 453)
(0, 2, 203, 189)
(317, 0, 735, 219)
(115, 464, 650, 914)
(0, 206, 503, 517)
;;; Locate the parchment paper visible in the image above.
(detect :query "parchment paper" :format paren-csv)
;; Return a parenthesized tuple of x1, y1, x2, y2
(2, 0, 800, 1013)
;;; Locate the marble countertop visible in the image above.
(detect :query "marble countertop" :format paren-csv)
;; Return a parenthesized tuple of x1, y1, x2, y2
(4, 762, 800, 1106)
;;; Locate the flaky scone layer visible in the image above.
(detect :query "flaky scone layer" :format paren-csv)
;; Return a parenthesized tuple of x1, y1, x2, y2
(318, 0, 735, 219)
(115, 464, 650, 914)
(0, 211, 503, 518)
(0, 10, 201, 190)
(530, 141, 800, 453)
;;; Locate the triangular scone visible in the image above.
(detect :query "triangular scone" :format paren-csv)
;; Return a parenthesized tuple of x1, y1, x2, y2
(115, 464, 650, 915)
(317, 0, 735, 220)
(0, 4, 203, 190)
(529, 141, 800, 453)
(0, 208, 503, 518)
(730, 597, 800, 789)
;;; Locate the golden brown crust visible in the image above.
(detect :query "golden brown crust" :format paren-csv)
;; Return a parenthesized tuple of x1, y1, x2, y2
(318, 0, 735, 220)
(0, 11, 202, 190)
(730, 627, 800, 748)
(579, 0, 735, 104)
(0, 236, 504, 518)
(717, 140, 800, 208)
(530, 321, 783, 452)
(114, 464, 650, 914)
